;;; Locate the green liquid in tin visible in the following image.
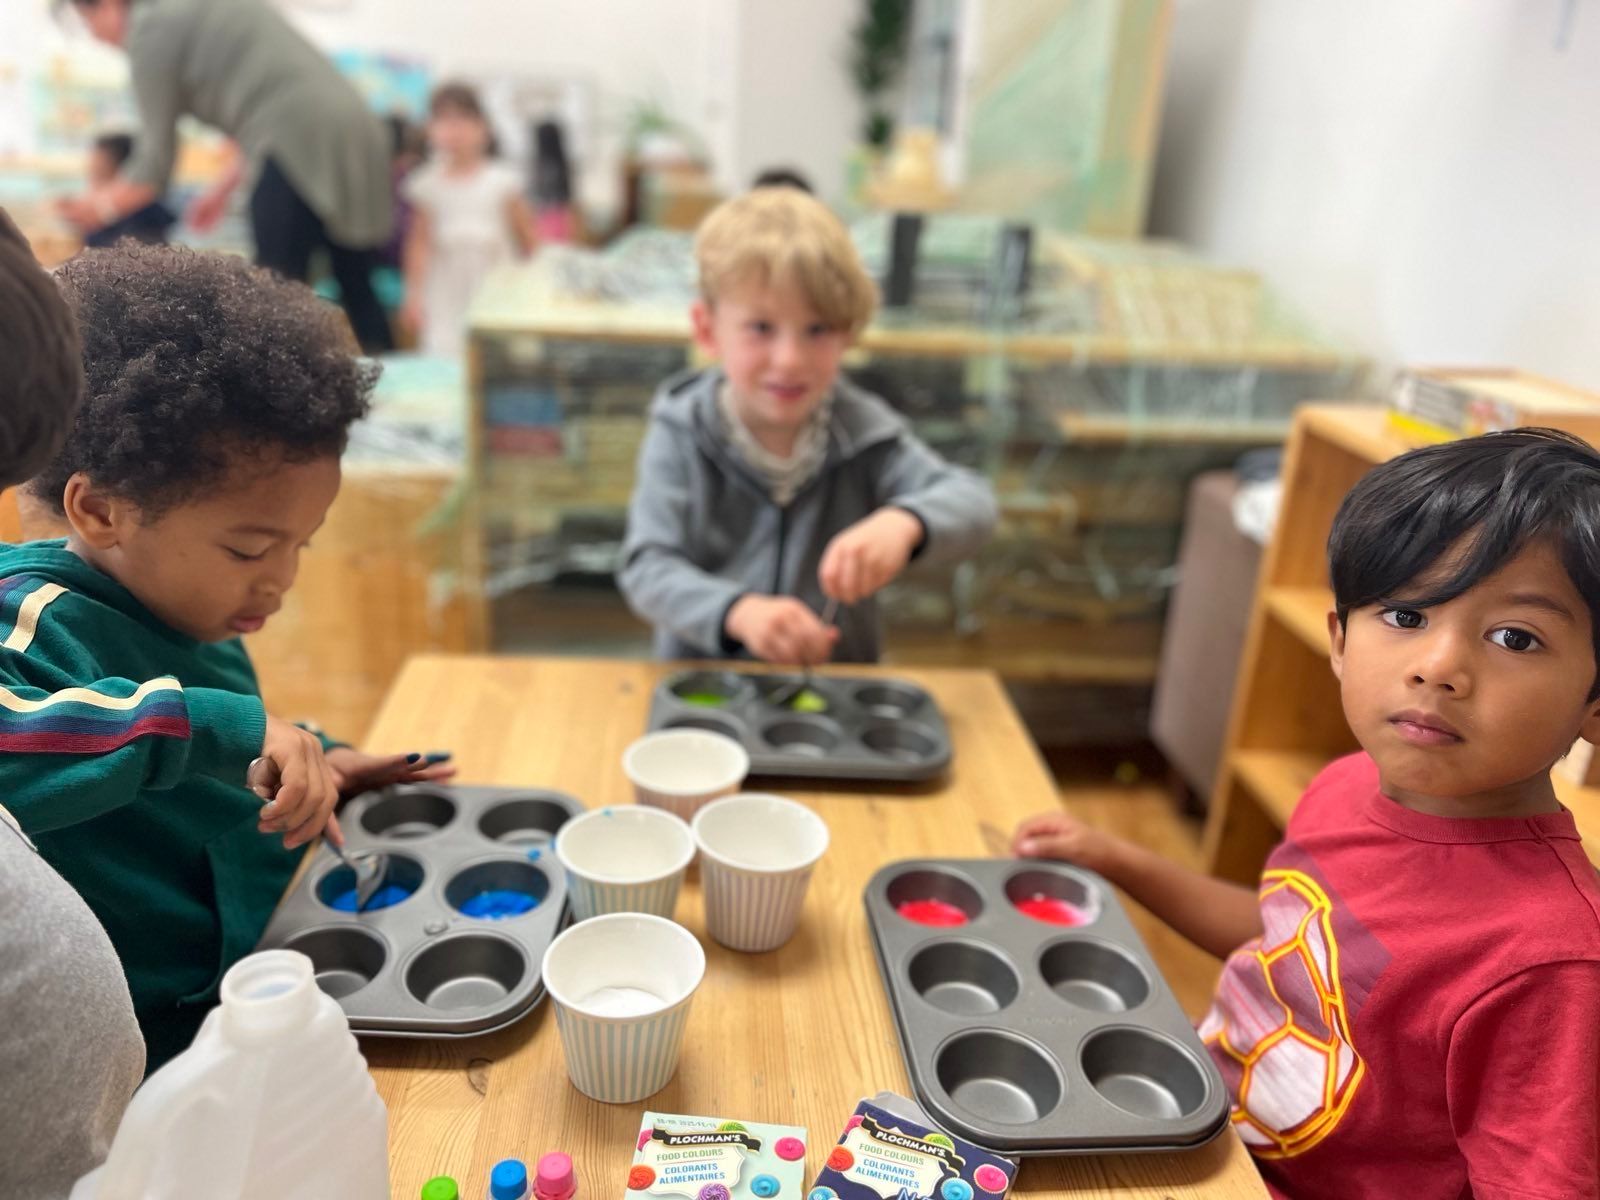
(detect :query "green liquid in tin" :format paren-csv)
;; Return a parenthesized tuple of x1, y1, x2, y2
(788, 688, 829, 714)
(681, 692, 729, 708)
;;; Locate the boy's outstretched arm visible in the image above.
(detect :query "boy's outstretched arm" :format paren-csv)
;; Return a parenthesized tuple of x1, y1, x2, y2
(1013, 811, 1264, 959)
(873, 431, 999, 568)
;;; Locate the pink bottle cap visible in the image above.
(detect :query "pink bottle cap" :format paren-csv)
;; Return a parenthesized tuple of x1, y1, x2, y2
(535, 1152, 576, 1200)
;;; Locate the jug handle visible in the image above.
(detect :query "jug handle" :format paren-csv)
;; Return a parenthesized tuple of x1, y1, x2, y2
(71, 1022, 261, 1200)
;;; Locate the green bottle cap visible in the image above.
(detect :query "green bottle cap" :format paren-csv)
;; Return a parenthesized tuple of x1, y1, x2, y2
(422, 1177, 460, 1200)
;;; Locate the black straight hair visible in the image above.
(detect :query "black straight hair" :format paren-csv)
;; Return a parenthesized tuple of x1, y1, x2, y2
(0, 207, 82, 488)
(1328, 426, 1600, 694)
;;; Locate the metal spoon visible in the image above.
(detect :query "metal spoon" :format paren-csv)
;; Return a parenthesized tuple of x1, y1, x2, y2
(246, 756, 388, 912)
(769, 597, 841, 710)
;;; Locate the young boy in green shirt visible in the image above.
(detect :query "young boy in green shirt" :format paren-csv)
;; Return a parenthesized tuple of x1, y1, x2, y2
(1, 244, 450, 1068)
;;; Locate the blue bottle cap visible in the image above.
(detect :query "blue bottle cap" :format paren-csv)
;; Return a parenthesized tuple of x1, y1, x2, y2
(492, 1159, 530, 1200)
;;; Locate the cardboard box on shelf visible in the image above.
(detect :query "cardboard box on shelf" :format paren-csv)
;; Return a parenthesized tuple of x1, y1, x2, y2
(1388, 367, 1600, 445)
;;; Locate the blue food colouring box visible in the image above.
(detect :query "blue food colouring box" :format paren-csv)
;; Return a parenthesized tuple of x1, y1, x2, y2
(807, 1098, 1016, 1200)
(625, 1114, 811, 1200)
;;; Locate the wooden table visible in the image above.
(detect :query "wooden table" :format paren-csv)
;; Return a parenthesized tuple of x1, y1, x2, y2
(361, 656, 1266, 1199)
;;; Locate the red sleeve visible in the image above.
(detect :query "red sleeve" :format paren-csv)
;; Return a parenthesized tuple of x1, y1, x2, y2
(1447, 960, 1600, 1199)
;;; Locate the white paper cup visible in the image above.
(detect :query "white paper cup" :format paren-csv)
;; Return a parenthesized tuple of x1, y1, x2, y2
(691, 793, 830, 952)
(555, 805, 694, 921)
(622, 729, 750, 821)
(541, 913, 705, 1103)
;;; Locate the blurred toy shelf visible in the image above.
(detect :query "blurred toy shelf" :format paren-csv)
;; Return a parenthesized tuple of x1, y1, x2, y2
(464, 219, 1367, 686)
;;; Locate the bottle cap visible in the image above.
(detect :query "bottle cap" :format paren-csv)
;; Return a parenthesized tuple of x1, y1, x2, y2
(493, 1159, 531, 1200)
(535, 1151, 576, 1200)
(422, 1178, 459, 1200)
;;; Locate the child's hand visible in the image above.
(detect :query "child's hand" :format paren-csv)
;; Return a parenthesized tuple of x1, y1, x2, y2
(256, 715, 340, 850)
(185, 187, 230, 234)
(325, 747, 457, 798)
(54, 193, 101, 233)
(819, 507, 923, 605)
(1012, 811, 1119, 875)
(726, 595, 839, 665)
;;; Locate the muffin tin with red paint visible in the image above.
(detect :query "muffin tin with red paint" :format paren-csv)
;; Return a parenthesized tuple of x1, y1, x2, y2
(865, 858, 1229, 1155)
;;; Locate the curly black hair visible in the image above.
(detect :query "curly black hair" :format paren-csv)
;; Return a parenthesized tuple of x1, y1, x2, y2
(31, 243, 379, 516)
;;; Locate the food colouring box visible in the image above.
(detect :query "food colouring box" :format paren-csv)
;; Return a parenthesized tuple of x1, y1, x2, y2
(807, 1098, 1016, 1200)
(626, 1114, 811, 1200)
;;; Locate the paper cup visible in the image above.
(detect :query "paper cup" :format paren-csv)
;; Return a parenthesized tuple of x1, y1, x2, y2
(692, 793, 830, 953)
(555, 806, 694, 921)
(541, 913, 705, 1103)
(622, 729, 750, 821)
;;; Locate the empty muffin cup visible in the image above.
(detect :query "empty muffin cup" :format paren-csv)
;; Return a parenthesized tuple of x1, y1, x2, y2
(860, 721, 940, 764)
(692, 793, 829, 952)
(1005, 866, 1101, 926)
(404, 933, 528, 1011)
(908, 941, 1020, 1016)
(476, 795, 576, 848)
(359, 790, 457, 840)
(556, 804, 695, 921)
(280, 925, 388, 1000)
(622, 728, 750, 821)
(935, 1030, 1064, 1125)
(1039, 937, 1149, 1012)
(666, 670, 753, 709)
(315, 853, 425, 913)
(760, 715, 842, 758)
(1081, 1028, 1211, 1121)
(542, 912, 706, 1103)
(886, 867, 985, 926)
(444, 859, 551, 921)
(854, 682, 928, 720)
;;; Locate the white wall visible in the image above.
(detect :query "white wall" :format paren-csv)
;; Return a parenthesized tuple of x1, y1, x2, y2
(725, 0, 862, 202)
(1148, 0, 1600, 389)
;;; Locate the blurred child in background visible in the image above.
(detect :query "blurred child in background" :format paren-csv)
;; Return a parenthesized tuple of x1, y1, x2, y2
(74, 133, 176, 249)
(401, 83, 536, 357)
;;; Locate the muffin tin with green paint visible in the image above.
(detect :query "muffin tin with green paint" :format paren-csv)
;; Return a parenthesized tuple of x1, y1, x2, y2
(864, 857, 1230, 1155)
(647, 669, 952, 781)
(255, 784, 583, 1037)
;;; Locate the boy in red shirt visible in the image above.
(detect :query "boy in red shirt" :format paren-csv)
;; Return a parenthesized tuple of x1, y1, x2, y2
(1016, 428, 1600, 1198)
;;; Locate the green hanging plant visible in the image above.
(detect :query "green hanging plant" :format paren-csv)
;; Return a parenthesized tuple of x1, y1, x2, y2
(848, 0, 913, 148)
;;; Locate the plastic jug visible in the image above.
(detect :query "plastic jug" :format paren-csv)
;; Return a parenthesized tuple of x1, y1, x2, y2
(71, 949, 389, 1200)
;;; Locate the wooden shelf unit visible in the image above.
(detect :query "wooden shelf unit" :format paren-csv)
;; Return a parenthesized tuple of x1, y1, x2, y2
(1202, 403, 1600, 883)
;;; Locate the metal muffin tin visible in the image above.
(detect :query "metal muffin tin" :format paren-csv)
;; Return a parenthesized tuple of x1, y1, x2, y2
(865, 858, 1230, 1155)
(256, 785, 583, 1037)
(645, 669, 953, 781)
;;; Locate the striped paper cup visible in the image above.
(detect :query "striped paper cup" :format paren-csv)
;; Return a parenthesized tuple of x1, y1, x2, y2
(622, 729, 749, 822)
(692, 793, 830, 953)
(555, 806, 694, 921)
(541, 913, 706, 1103)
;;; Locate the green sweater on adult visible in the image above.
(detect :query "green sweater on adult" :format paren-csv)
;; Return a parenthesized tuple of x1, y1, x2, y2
(0, 540, 306, 1070)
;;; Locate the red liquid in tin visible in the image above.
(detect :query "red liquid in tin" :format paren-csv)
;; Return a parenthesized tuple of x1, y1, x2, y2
(896, 898, 970, 927)
(1015, 894, 1087, 926)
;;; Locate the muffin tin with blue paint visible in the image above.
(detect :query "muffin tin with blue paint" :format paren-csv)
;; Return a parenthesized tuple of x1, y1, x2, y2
(255, 784, 582, 1037)
(646, 669, 952, 782)
(865, 858, 1230, 1155)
